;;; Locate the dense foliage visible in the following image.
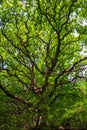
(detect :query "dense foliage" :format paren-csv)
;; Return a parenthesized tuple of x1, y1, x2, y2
(0, 0, 87, 129)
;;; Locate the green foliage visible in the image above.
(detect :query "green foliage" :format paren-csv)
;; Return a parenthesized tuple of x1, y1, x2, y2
(0, 0, 87, 129)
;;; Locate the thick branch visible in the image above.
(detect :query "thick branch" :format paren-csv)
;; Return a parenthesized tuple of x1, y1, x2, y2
(0, 84, 30, 106)
(55, 57, 87, 84)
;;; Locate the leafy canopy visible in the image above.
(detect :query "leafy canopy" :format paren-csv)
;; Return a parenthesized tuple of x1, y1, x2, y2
(0, 0, 87, 129)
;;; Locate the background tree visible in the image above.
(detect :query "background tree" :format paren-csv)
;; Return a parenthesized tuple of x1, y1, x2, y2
(0, 0, 87, 129)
